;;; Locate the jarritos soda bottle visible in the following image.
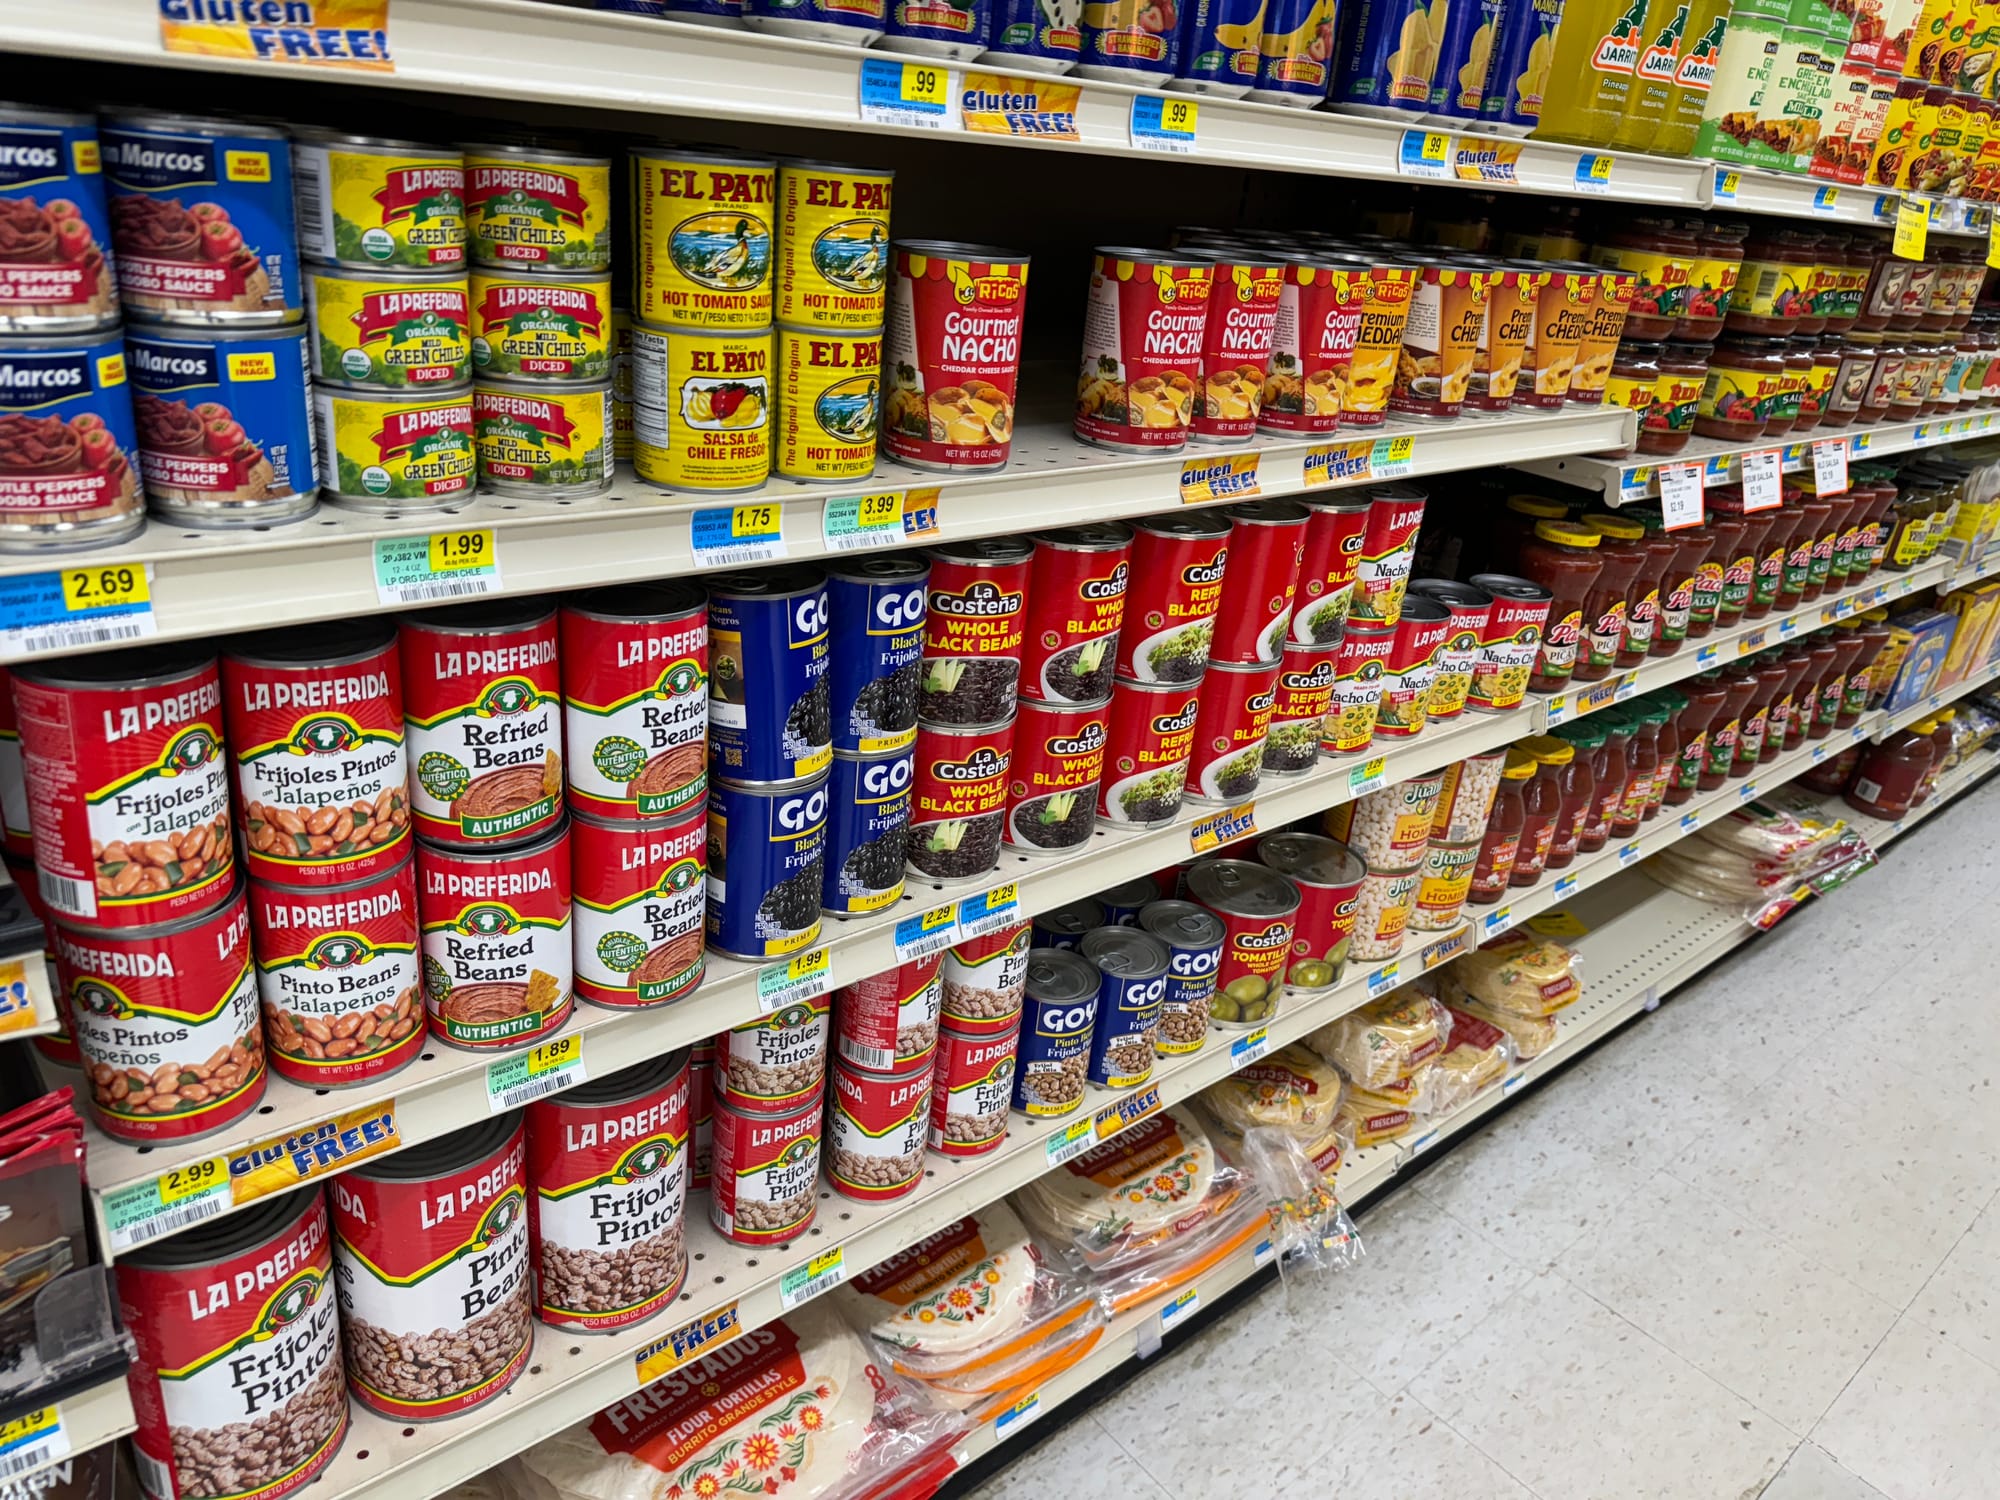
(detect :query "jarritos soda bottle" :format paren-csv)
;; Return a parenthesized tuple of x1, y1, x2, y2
(1649, 0, 1731, 155)
(1607, 0, 1690, 149)
(1532, 0, 1655, 145)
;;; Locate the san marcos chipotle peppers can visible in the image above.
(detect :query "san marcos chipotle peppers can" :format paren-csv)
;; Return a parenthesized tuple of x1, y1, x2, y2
(705, 775, 827, 960)
(707, 565, 832, 786)
(1117, 509, 1230, 683)
(1189, 253, 1284, 444)
(1186, 856, 1299, 1027)
(1074, 249, 1212, 451)
(1022, 522, 1131, 705)
(303, 263, 471, 390)
(1210, 498, 1309, 664)
(921, 537, 1031, 726)
(626, 147, 774, 331)
(0, 327, 146, 550)
(559, 582, 709, 821)
(882, 241, 1029, 471)
(291, 132, 466, 270)
(1187, 659, 1279, 804)
(0, 105, 119, 335)
(908, 716, 1015, 883)
(1098, 677, 1199, 828)
(1006, 698, 1109, 854)
(570, 806, 706, 1008)
(464, 142, 613, 273)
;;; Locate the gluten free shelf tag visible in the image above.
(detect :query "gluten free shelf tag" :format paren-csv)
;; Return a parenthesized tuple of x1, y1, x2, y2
(158, 0, 393, 70)
(0, 564, 157, 659)
(374, 530, 500, 607)
(486, 1033, 586, 1112)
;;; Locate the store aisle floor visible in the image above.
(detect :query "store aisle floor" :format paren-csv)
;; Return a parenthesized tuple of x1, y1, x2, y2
(965, 778, 2000, 1500)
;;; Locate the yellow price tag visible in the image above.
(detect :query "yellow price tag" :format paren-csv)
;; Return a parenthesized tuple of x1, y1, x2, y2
(732, 503, 780, 538)
(787, 947, 831, 983)
(986, 881, 1018, 907)
(428, 529, 493, 573)
(1360, 755, 1386, 780)
(1382, 436, 1414, 463)
(1420, 131, 1450, 161)
(1529, 909, 1591, 938)
(1894, 196, 1929, 260)
(855, 492, 901, 527)
(0, 1406, 59, 1451)
(1589, 156, 1614, 180)
(1158, 97, 1198, 134)
(1718, 169, 1740, 197)
(60, 563, 148, 613)
(159, 1155, 227, 1205)
(900, 62, 949, 107)
(528, 1034, 580, 1075)
(1988, 216, 2000, 270)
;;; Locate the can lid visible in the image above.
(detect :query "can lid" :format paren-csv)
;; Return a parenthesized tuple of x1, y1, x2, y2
(827, 554, 930, 584)
(226, 617, 397, 669)
(1534, 520, 1601, 548)
(927, 537, 1034, 566)
(1256, 832, 1366, 888)
(1035, 521, 1134, 551)
(1407, 578, 1493, 611)
(1025, 948, 1100, 1004)
(1134, 510, 1232, 540)
(1080, 925, 1170, 979)
(1395, 596, 1452, 625)
(1466, 572, 1554, 604)
(14, 639, 214, 690)
(559, 1047, 693, 1106)
(1097, 875, 1164, 908)
(1301, 490, 1374, 514)
(1035, 898, 1105, 936)
(1225, 498, 1310, 525)
(1094, 246, 1207, 267)
(708, 562, 827, 597)
(1363, 483, 1429, 506)
(404, 596, 557, 633)
(1184, 858, 1301, 918)
(1137, 899, 1224, 949)
(895, 239, 1030, 265)
(351, 1114, 520, 1182)
(1585, 514, 1648, 542)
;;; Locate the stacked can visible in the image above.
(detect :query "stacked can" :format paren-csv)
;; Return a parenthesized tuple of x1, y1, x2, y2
(824, 555, 923, 921)
(1413, 751, 1504, 934)
(1324, 483, 1430, 756)
(1078, 923, 1169, 1090)
(1255, 830, 1364, 992)
(1267, 491, 1369, 776)
(1138, 898, 1224, 1057)
(709, 992, 829, 1238)
(1188, 499, 1308, 805)
(1320, 768, 1446, 965)
(294, 129, 476, 509)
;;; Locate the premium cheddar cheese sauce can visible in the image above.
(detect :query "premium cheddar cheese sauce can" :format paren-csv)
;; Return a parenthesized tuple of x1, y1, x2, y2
(291, 132, 466, 270)
(628, 147, 775, 331)
(775, 159, 893, 329)
(776, 324, 880, 482)
(630, 323, 772, 492)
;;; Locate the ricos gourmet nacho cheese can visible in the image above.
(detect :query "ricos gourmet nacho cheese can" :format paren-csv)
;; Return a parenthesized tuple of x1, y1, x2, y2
(291, 132, 466, 270)
(776, 325, 880, 482)
(1190, 253, 1284, 444)
(417, 820, 574, 1050)
(314, 385, 476, 508)
(1074, 249, 1212, 452)
(628, 147, 774, 331)
(882, 240, 1029, 471)
(469, 267, 613, 383)
(303, 263, 471, 390)
(464, 142, 613, 272)
(775, 160, 893, 329)
(559, 582, 709, 820)
(1257, 257, 1361, 436)
(630, 323, 772, 492)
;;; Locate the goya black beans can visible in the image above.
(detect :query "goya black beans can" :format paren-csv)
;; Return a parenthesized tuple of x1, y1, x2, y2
(921, 537, 1032, 727)
(1033, 897, 1104, 951)
(827, 555, 926, 755)
(1139, 899, 1223, 1057)
(1097, 875, 1163, 925)
(1011, 947, 1099, 1120)
(1081, 925, 1167, 1090)
(707, 565, 831, 786)
(823, 749, 910, 918)
(705, 774, 827, 960)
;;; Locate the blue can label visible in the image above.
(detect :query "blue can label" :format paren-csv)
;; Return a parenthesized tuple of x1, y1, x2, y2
(745, 0, 888, 30)
(1483, 0, 1563, 128)
(1012, 990, 1098, 1116)
(100, 123, 299, 322)
(127, 326, 317, 506)
(1175, 0, 1264, 86)
(1430, 0, 1506, 114)
(1333, 0, 1438, 109)
(828, 569, 926, 755)
(886, 0, 991, 46)
(706, 777, 828, 959)
(0, 330, 142, 521)
(1086, 966, 1164, 1088)
(709, 584, 832, 784)
(1080, 0, 1180, 74)
(823, 751, 912, 916)
(0, 118, 118, 327)
(988, 0, 1083, 61)
(1254, 0, 1336, 96)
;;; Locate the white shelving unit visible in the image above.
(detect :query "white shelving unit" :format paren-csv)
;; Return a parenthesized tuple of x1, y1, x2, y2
(0, 1377, 138, 1487)
(1711, 165, 1993, 239)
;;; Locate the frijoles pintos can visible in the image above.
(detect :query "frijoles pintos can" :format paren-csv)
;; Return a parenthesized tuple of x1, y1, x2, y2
(1187, 660, 1279, 805)
(14, 643, 233, 928)
(1117, 510, 1231, 684)
(881, 241, 1028, 471)
(1185, 857, 1300, 1027)
(1005, 699, 1109, 856)
(928, 1023, 1016, 1156)
(570, 806, 705, 1008)
(1256, 257, 1361, 437)
(249, 855, 422, 1088)
(775, 159, 894, 330)
(834, 952, 942, 1073)
(775, 324, 881, 483)
(332, 1116, 532, 1420)
(627, 147, 775, 331)
(1098, 678, 1199, 829)
(55, 887, 264, 1143)
(920, 537, 1031, 727)
(416, 819, 573, 1050)
(465, 143, 613, 272)
(526, 1049, 691, 1334)
(224, 621, 410, 889)
(1209, 499, 1308, 665)
(1081, 924, 1168, 1089)
(1190, 254, 1285, 445)
(559, 583, 708, 821)
(938, 920, 1030, 1036)
(1010, 946, 1098, 1119)
(1021, 523, 1131, 706)
(1074, 249, 1212, 452)
(708, 1088, 823, 1245)
(400, 601, 563, 849)
(827, 1055, 930, 1201)
(1292, 493, 1371, 647)
(908, 717, 1015, 884)
(118, 1187, 347, 1500)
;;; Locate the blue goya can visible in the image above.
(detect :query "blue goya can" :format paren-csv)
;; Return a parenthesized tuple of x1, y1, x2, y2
(1032, 898, 1105, 951)
(1075, 0, 1179, 81)
(1096, 876, 1164, 926)
(1244, 0, 1336, 104)
(1426, 0, 1506, 119)
(1138, 899, 1223, 1056)
(706, 774, 828, 960)
(1171, 0, 1264, 94)
(879, 0, 991, 59)
(1481, 0, 1561, 134)
(1081, 925, 1168, 1089)
(1011, 948, 1099, 1119)
(981, 0, 1083, 70)
(0, 105, 118, 335)
(594, 0, 743, 25)
(743, 0, 886, 44)
(125, 321, 319, 527)
(708, 565, 832, 787)
(827, 555, 926, 756)
(1329, 0, 1437, 116)
(823, 749, 912, 917)
(99, 112, 300, 327)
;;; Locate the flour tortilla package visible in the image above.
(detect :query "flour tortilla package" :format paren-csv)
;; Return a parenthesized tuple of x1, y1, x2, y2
(1432, 1002, 1514, 1109)
(1233, 1125, 1365, 1284)
(1447, 932, 1581, 1017)
(1198, 1045, 1348, 1179)
(1440, 989, 1559, 1059)
(1305, 993, 1449, 1088)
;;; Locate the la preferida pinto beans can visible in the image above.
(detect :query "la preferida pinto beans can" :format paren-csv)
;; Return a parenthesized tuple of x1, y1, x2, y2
(1117, 510, 1230, 682)
(928, 1023, 1017, 1156)
(469, 267, 613, 383)
(939, 920, 1030, 1035)
(835, 952, 943, 1072)
(473, 381, 614, 499)
(526, 1049, 692, 1334)
(0, 105, 119, 335)
(708, 1086, 824, 1245)
(303, 264, 471, 391)
(291, 132, 466, 270)
(1074, 250, 1213, 452)
(464, 142, 613, 273)
(570, 806, 706, 1009)
(13, 642, 234, 928)
(416, 819, 574, 1051)
(314, 384, 476, 509)
(629, 323, 772, 493)
(628, 147, 775, 330)
(331, 1115, 533, 1420)
(1021, 522, 1131, 706)
(828, 1055, 931, 1201)
(882, 241, 1029, 471)
(776, 325, 881, 483)
(118, 1187, 348, 1500)
(775, 160, 893, 330)
(559, 582, 709, 821)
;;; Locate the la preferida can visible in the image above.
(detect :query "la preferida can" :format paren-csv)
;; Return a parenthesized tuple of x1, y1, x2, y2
(314, 385, 476, 508)
(834, 952, 943, 1072)
(708, 1088, 822, 1245)
(776, 159, 893, 329)
(525, 1050, 691, 1334)
(469, 267, 612, 382)
(303, 264, 471, 390)
(13, 643, 234, 928)
(118, 1188, 348, 1500)
(559, 582, 709, 820)
(776, 324, 880, 482)
(473, 381, 614, 498)
(715, 992, 830, 1113)
(630, 323, 772, 492)
(938, 920, 1030, 1035)
(881, 241, 1029, 471)
(291, 132, 466, 269)
(417, 819, 574, 1050)
(628, 147, 775, 330)
(570, 807, 707, 1008)
(331, 1116, 532, 1420)
(464, 142, 613, 272)
(1074, 249, 1212, 452)
(927, 1023, 1017, 1156)
(827, 1056, 930, 1201)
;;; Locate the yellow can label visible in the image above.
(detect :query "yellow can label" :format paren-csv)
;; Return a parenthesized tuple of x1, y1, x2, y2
(304, 268, 470, 390)
(611, 309, 633, 462)
(776, 163, 892, 330)
(632, 326, 772, 491)
(475, 384, 613, 493)
(466, 152, 612, 272)
(315, 389, 476, 502)
(470, 269, 613, 383)
(296, 143, 466, 269)
(630, 153, 775, 331)
(777, 328, 881, 482)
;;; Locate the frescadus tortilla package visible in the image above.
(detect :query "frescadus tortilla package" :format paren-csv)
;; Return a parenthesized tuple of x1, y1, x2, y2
(1439, 990, 1560, 1060)
(1432, 1003, 1514, 1109)
(1446, 933, 1581, 1017)
(1198, 1045, 1347, 1178)
(1306, 993, 1449, 1089)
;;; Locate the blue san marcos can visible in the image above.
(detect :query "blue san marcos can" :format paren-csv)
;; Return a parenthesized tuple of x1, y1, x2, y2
(1246, 0, 1336, 103)
(0, 105, 119, 335)
(980, 0, 1083, 70)
(1075, 0, 1181, 81)
(1010, 947, 1099, 1118)
(823, 749, 912, 917)
(706, 773, 828, 960)
(827, 555, 926, 756)
(1171, 0, 1264, 94)
(742, 0, 886, 45)
(1081, 924, 1168, 1089)
(879, 0, 991, 58)
(1426, 0, 1506, 120)
(708, 565, 832, 787)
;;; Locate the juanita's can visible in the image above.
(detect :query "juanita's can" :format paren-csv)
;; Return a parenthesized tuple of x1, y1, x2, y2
(907, 716, 1015, 884)
(464, 142, 613, 273)
(559, 582, 709, 821)
(881, 241, 1029, 471)
(1257, 257, 1360, 437)
(416, 819, 574, 1051)
(1186, 659, 1279, 804)
(921, 537, 1031, 726)
(1210, 498, 1309, 664)
(1098, 678, 1199, 828)
(1190, 252, 1284, 443)
(627, 147, 774, 332)
(1021, 522, 1131, 705)
(1005, 698, 1109, 854)
(1074, 249, 1212, 452)
(570, 806, 706, 1008)
(1118, 509, 1231, 682)
(773, 160, 893, 329)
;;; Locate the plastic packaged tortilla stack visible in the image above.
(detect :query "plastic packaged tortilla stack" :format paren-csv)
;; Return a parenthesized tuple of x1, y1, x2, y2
(1434, 931, 1582, 1060)
(1198, 1043, 1347, 1178)
(1432, 1002, 1513, 1108)
(1305, 992, 1449, 1090)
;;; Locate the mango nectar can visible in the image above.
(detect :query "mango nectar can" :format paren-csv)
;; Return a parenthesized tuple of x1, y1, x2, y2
(473, 380, 614, 499)
(628, 147, 775, 332)
(630, 322, 772, 492)
(777, 325, 881, 483)
(775, 160, 893, 330)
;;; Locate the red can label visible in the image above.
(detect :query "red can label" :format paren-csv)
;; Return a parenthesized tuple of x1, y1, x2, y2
(119, 1191, 346, 1500)
(928, 1025, 1018, 1156)
(1193, 258, 1284, 444)
(828, 1057, 931, 1200)
(939, 921, 1029, 1035)
(1293, 502, 1369, 645)
(909, 719, 1015, 883)
(1324, 625, 1395, 753)
(331, 1121, 532, 1420)
(1197, 900, 1296, 1019)
(1287, 874, 1364, 984)
(1258, 264, 1361, 436)
(1188, 662, 1278, 804)
(716, 993, 829, 1113)
(225, 641, 409, 888)
(1352, 491, 1428, 626)
(559, 601, 708, 820)
(1377, 610, 1450, 739)
(1117, 522, 1229, 682)
(1098, 680, 1199, 829)
(527, 1059, 691, 1332)
(836, 953, 943, 1073)
(57, 891, 263, 1143)
(250, 861, 422, 1088)
(1267, 648, 1337, 774)
(1074, 254, 1211, 450)
(882, 246, 1028, 469)
(402, 614, 563, 847)
(1021, 538, 1130, 705)
(15, 660, 233, 927)
(570, 808, 706, 1008)
(708, 1093, 822, 1244)
(922, 552, 1031, 726)
(417, 830, 574, 1050)
(690, 1037, 713, 1189)
(0, 667, 26, 858)
(1210, 508, 1308, 664)
(1005, 700, 1109, 854)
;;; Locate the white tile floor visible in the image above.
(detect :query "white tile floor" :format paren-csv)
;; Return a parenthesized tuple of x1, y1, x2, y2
(965, 776, 2000, 1500)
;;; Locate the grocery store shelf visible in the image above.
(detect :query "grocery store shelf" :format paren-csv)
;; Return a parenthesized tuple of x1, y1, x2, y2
(0, 1376, 137, 1486)
(0, 0, 1715, 209)
(1803, 741, 2000, 846)
(1710, 166, 1992, 238)
(1872, 657, 2000, 739)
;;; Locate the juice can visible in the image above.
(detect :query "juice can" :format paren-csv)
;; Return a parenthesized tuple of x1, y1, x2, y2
(1172, 0, 1265, 94)
(464, 142, 613, 272)
(627, 147, 775, 331)
(1330, 0, 1442, 116)
(775, 324, 881, 482)
(1533, 0, 1654, 145)
(774, 160, 893, 329)
(629, 323, 772, 492)
(880, 0, 992, 55)
(1075, 249, 1211, 452)
(1481, 0, 1564, 133)
(982, 0, 1085, 68)
(1427, 0, 1506, 118)
(1248, 0, 1338, 103)
(743, 0, 888, 41)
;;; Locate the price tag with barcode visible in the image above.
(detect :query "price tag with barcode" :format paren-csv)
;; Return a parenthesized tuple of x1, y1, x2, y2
(1131, 95, 1198, 153)
(858, 56, 955, 129)
(1366, 961, 1400, 996)
(1229, 1027, 1271, 1068)
(1397, 129, 1455, 180)
(487, 1033, 585, 1111)
(1046, 1115, 1096, 1166)
(893, 901, 959, 961)
(1659, 462, 1704, 529)
(102, 1156, 231, 1251)
(691, 504, 785, 567)
(1369, 435, 1415, 478)
(0, 564, 158, 658)
(1348, 755, 1388, 796)
(757, 946, 832, 1013)
(823, 491, 909, 551)
(374, 532, 500, 607)
(957, 881, 1019, 937)
(1574, 154, 1615, 194)
(0, 1406, 67, 1481)
(778, 1247, 846, 1310)
(1814, 439, 1849, 495)
(1740, 449, 1782, 511)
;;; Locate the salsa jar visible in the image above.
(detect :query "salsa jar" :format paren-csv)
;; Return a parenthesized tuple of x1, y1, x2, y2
(1696, 336, 1787, 441)
(1515, 520, 1604, 693)
(1590, 221, 1697, 342)
(1680, 222, 1745, 340)
(1599, 342, 1659, 457)
(1727, 228, 1821, 336)
(1639, 340, 1707, 456)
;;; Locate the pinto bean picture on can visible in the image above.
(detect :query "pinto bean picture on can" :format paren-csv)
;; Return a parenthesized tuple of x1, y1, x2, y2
(708, 1090, 823, 1245)
(1139, 898, 1223, 1055)
(705, 776, 827, 960)
(928, 1023, 1017, 1156)
(464, 143, 613, 273)
(1098, 678, 1200, 828)
(1258, 258, 1361, 436)
(314, 385, 476, 507)
(824, 749, 911, 916)
(881, 241, 1029, 471)
(292, 132, 466, 270)
(304, 265, 470, 390)
(0, 328, 146, 550)
(775, 325, 880, 483)
(940, 920, 1030, 1034)
(473, 382, 614, 498)
(628, 148, 775, 331)
(559, 583, 708, 821)
(1022, 522, 1130, 706)
(628, 323, 771, 493)
(707, 565, 832, 785)
(1074, 250, 1211, 451)
(908, 717, 1015, 884)
(775, 160, 893, 329)
(1187, 659, 1279, 804)
(827, 555, 926, 755)
(1118, 509, 1230, 683)
(921, 537, 1031, 726)
(828, 1057, 930, 1200)
(836, 953, 943, 1072)
(469, 268, 612, 383)
(0, 106, 118, 334)
(1187, 254, 1282, 443)
(1211, 498, 1309, 665)
(1006, 698, 1108, 854)
(417, 820, 574, 1050)
(1080, 924, 1167, 1089)
(571, 807, 706, 1008)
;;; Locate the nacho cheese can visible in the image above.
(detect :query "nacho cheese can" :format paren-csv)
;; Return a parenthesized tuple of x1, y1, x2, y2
(314, 385, 475, 508)
(304, 263, 471, 390)
(473, 381, 614, 498)
(1257, 258, 1361, 436)
(1192, 254, 1285, 443)
(291, 132, 466, 270)
(776, 160, 894, 329)
(1074, 249, 1213, 451)
(464, 143, 613, 272)
(416, 819, 574, 1050)
(559, 582, 709, 821)
(629, 323, 772, 492)
(776, 324, 880, 482)
(469, 268, 613, 383)
(882, 240, 1029, 471)
(628, 147, 775, 331)
(570, 806, 707, 1008)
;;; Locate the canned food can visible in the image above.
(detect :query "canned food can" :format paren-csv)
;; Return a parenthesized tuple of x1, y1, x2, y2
(828, 1057, 931, 1199)
(981, 0, 1084, 70)
(1292, 493, 1370, 645)
(0, 327, 145, 550)
(470, 267, 613, 382)
(1431, 748, 1505, 841)
(1257, 830, 1364, 988)
(708, 564, 832, 785)
(1022, 522, 1131, 704)
(474, 380, 614, 498)
(629, 322, 772, 492)
(1350, 482, 1429, 626)
(292, 132, 466, 270)
(908, 716, 1015, 883)
(1376, 595, 1450, 738)
(881, 0, 993, 56)
(708, 1089, 823, 1244)
(118, 1189, 347, 1500)
(610, 307, 633, 459)
(882, 241, 1029, 471)
(1256, 259, 1361, 437)
(332, 1117, 531, 1419)
(559, 582, 709, 821)
(1411, 837, 1479, 931)
(1173, 0, 1265, 95)
(1348, 864, 1421, 961)
(1211, 499, 1309, 663)
(1481, 0, 1560, 131)
(1080, 924, 1167, 1088)
(1012, 947, 1099, 1116)
(464, 143, 613, 272)
(304, 263, 470, 390)
(705, 774, 827, 959)
(774, 160, 894, 326)
(716, 991, 830, 1113)
(835, 952, 943, 1071)
(1330, 0, 1434, 114)
(928, 1022, 1018, 1155)
(417, 819, 574, 1050)
(1188, 253, 1284, 441)
(0, 681, 25, 858)
(627, 148, 774, 330)
(314, 385, 475, 508)
(1138, 898, 1222, 1054)
(1323, 621, 1394, 753)
(401, 601, 563, 847)
(1469, 264, 1540, 410)
(1390, 265, 1491, 420)
(1464, 572, 1552, 711)
(604, 0, 741, 24)
(1097, 677, 1199, 827)
(1098, 875, 1165, 924)
(1117, 510, 1231, 681)
(775, 324, 880, 481)
(1341, 260, 1416, 425)
(1074, 250, 1211, 451)
(828, 554, 926, 755)
(825, 749, 911, 915)
(744, 0, 887, 42)
(569, 807, 706, 1008)
(939, 919, 1030, 1034)
(249, 856, 422, 1087)
(525, 1050, 691, 1333)
(1407, 577, 1493, 718)
(55, 890, 264, 1142)
(1032, 897, 1104, 950)
(1005, 698, 1109, 853)
(1323, 768, 1446, 865)
(1569, 267, 1637, 403)
(15, 644, 233, 927)
(1520, 264, 1596, 407)
(1187, 659, 1279, 804)
(1186, 857, 1298, 1027)
(1245, 0, 1336, 103)
(1265, 645, 1337, 775)
(0, 105, 118, 334)
(921, 537, 1032, 725)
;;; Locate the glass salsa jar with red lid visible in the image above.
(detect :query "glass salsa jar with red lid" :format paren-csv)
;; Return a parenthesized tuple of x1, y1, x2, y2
(1576, 515, 1649, 681)
(1696, 336, 1785, 440)
(1728, 228, 1821, 337)
(1517, 520, 1604, 693)
(1681, 223, 1744, 341)
(1592, 220, 1699, 342)
(1644, 342, 1709, 456)
(1469, 751, 1536, 904)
